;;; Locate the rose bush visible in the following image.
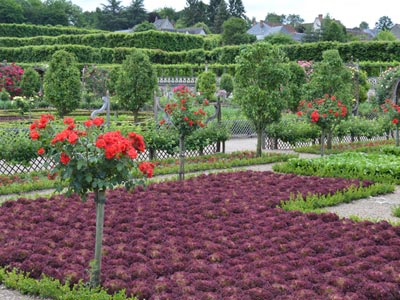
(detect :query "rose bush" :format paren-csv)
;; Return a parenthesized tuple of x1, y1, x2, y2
(160, 84, 209, 180)
(30, 114, 154, 200)
(298, 94, 349, 155)
(381, 98, 400, 146)
(29, 114, 154, 287)
(0, 61, 24, 98)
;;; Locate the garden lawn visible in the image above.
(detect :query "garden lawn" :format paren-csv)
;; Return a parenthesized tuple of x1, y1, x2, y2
(1, 171, 399, 300)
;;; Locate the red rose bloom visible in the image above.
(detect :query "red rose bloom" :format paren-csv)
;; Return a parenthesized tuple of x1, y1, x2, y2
(37, 148, 45, 155)
(60, 152, 70, 165)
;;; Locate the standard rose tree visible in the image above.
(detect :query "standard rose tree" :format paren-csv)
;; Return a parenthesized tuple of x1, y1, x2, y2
(297, 95, 349, 156)
(29, 114, 154, 288)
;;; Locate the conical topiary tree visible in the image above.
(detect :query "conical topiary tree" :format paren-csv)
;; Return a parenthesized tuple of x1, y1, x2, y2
(115, 50, 157, 123)
(43, 50, 81, 117)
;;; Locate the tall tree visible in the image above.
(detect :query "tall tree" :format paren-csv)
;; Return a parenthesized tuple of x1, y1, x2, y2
(0, 0, 25, 23)
(322, 19, 347, 42)
(359, 21, 369, 29)
(235, 43, 290, 157)
(41, 0, 68, 26)
(96, 0, 129, 30)
(213, 0, 229, 33)
(265, 12, 285, 24)
(44, 50, 81, 117)
(228, 0, 245, 19)
(181, 0, 208, 27)
(284, 14, 304, 27)
(125, 0, 147, 28)
(18, 0, 43, 24)
(155, 7, 179, 22)
(115, 51, 157, 123)
(222, 17, 255, 45)
(207, 0, 221, 28)
(375, 16, 393, 31)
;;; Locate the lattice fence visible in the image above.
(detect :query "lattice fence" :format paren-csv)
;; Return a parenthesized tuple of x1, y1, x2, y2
(265, 135, 390, 150)
(220, 120, 256, 137)
(0, 126, 217, 175)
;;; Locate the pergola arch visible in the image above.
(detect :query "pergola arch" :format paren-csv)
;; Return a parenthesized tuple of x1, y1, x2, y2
(393, 78, 400, 105)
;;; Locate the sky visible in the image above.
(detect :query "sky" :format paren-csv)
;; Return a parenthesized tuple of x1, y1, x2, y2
(71, 0, 399, 29)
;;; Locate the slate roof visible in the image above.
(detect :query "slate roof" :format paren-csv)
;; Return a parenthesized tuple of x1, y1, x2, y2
(247, 21, 271, 37)
(153, 17, 174, 30)
(391, 24, 400, 39)
(247, 22, 299, 41)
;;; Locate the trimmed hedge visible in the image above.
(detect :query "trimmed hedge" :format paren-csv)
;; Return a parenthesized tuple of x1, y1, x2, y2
(0, 30, 205, 52)
(0, 23, 103, 37)
(0, 45, 233, 65)
(281, 41, 400, 63)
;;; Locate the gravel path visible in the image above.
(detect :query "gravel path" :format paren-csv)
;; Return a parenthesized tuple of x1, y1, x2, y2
(1, 138, 399, 299)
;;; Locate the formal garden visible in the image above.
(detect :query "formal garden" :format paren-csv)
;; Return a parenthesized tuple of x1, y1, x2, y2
(0, 23, 400, 299)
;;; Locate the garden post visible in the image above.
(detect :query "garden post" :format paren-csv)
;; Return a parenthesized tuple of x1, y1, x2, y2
(320, 128, 326, 157)
(179, 134, 185, 181)
(90, 189, 106, 288)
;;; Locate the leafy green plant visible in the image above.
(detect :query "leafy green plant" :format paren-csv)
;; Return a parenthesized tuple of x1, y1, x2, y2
(115, 50, 157, 123)
(43, 50, 81, 117)
(235, 42, 291, 156)
(0, 268, 137, 300)
(219, 73, 234, 96)
(196, 70, 217, 101)
(280, 183, 394, 212)
(392, 205, 400, 218)
(274, 152, 400, 183)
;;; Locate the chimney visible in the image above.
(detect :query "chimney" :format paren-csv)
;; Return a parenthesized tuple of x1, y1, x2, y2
(318, 14, 323, 20)
(260, 20, 264, 28)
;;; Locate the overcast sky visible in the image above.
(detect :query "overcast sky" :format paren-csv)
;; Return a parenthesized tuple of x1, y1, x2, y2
(71, 0, 398, 29)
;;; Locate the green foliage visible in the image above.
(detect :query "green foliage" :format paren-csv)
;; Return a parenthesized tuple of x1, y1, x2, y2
(264, 33, 297, 45)
(392, 205, 400, 218)
(196, 71, 217, 100)
(336, 116, 388, 139)
(375, 16, 394, 31)
(286, 62, 307, 111)
(0, 268, 137, 300)
(43, 50, 81, 117)
(265, 114, 320, 146)
(280, 41, 400, 67)
(0, 23, 102, 38)
(321, 19, 348, 42)
(20, 67, 41, 98)
(134, 21, 157, 32)
(115, 50, 157, 121)
(0, 30, 205, 52)
(274, 152, 400, 183)
(0, 129, 38, 165)
(374, 30, 397, 41)
(219, 73, 234, 96)
(302, 49, 353, 105)
(221, 17, 256, 45)
(280, 183, 394, 213)
(234, 42, 291, 156)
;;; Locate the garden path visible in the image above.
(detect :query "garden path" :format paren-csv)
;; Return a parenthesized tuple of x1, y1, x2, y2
(1, 137, 400, 299)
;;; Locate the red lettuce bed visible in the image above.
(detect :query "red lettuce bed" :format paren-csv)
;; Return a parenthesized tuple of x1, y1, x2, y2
(0, 171, 399, 300)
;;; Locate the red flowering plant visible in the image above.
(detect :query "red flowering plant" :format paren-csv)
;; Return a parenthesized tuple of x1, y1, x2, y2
(381, 98, 400, 146)
(160, 85, 209, 179)
(297, 94, 349, 155)
(30, 114, 154, 199)
(0, 61, 24, 98)
(29, 114, 154, 287)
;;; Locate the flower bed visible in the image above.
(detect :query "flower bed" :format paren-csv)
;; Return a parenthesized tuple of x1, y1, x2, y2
(2, 171, 398, 299)
(274, 152, 400, 183)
